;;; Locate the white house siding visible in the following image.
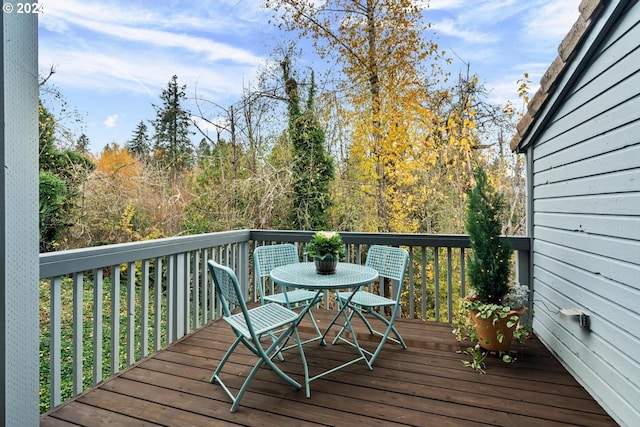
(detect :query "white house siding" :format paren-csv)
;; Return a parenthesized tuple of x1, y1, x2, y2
(529, 3, 640, 426)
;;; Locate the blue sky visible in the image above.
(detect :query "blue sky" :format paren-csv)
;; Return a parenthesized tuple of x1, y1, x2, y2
(38, 0, 580, 154)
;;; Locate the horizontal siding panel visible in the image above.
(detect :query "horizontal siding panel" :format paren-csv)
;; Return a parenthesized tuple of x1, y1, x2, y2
(532, 295, 640, 425)
(560, 23, 640, 118)
(535, 226, 640, 272)
(534, 120, 640, 175)
(575, 7, 640, 92)
(534, 254, 640, 337)
(533, 238, 639, 296)
(532, 14, 640, 161)
(534, 192, 640, 216)
(534, 83, 640, 161)
(534, 167, 640, 199)
(534, 212, 640, 241)
(533, 275, 640, 385)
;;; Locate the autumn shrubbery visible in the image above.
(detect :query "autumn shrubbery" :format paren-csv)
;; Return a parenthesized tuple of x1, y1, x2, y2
(59, 145, 180, 249)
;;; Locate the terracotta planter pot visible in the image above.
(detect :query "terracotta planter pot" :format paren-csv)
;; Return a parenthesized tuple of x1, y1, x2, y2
(470, 306, 527, 352)
(314, 256, 337, 275)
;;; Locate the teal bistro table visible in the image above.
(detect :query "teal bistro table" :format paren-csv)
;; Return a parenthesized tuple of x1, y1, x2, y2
(270, 261, 379, 398)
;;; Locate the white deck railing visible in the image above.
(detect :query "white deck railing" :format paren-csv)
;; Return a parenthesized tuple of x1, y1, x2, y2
(39, 230, 530, 412)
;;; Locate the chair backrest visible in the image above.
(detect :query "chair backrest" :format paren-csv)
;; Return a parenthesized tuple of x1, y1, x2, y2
(207, 260, 248, 319)
(253, 243, 299, 301)
(365, 245, 409, 298)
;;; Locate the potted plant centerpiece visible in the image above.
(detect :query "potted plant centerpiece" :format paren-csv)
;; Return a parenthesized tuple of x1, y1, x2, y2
(456, 167, 529, 368)
(305, 231, 345, 274)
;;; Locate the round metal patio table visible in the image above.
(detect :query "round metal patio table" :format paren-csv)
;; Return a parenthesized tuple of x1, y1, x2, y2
(270, 262, 379, 398)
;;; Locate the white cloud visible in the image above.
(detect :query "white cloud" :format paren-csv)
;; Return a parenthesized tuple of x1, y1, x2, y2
(431, 19, 499, 44)
(58, 18, 261, 65)
(524, 0, 580, 42)
(40, 0, 266, 34)
(40, 2, 263, 65)
(38, 0, 265, 99)
(103, 114, 119, 128)
(38, 41, 253, 100)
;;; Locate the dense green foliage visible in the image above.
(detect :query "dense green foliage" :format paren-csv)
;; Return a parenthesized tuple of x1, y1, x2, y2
(182, 139, 254, 233)
(285, 62, 335, 230)
(39, 172, 67, 249)
(38, 101, 95, 251)
(465, 167, 513, 304)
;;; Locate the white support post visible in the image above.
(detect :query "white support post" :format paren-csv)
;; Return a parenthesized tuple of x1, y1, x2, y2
(1, 6, 39, 425)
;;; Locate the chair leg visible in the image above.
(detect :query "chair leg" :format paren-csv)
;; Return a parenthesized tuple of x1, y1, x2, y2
(366, 321, 405, 366)
(331, 305, 407, 366)
(352, 306, 376, 334)
(267, 330, 285, 362)
(230, 349, 269, 413)
(211, 336, 242, 384)
(229, 334, 302, 413)
(366, 310, 407, 348)
(213, 328, 302, 412)
(257, 334, 302, 389)
(331, 302, 376, 345)
(291, 324, 311, 398)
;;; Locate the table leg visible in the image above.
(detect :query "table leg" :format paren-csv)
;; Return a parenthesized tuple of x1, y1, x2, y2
(321, 290, 373, 369)
(280, 290, 373, 398)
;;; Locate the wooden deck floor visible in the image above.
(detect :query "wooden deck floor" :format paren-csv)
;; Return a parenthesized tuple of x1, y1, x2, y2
(41, 310, 618, 426)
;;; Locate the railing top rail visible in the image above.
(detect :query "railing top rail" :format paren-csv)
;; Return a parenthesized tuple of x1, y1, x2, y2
(250, 230, 530, 250)
(40, 229, 530, 279)
(40, 229, 251, 278)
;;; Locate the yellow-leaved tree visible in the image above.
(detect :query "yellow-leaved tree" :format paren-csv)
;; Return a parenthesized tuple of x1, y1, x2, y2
(265, 0, 482, 233)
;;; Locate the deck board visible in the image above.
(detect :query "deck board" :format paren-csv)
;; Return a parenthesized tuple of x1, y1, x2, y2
(41, 310, 619, 426)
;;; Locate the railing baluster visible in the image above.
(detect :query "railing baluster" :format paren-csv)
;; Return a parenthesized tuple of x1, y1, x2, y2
(126, 262, 135, 366)
(192, 249, 200, 330)
(93, 269, 103, 384)
(434, 247, 440, 321)
(201, 248, 209, 324)
(408, 247, 415, 319)
(110, 265, 120, 374)
(447, 247, 453, 323)
(178, 252, 188, 339)
(421, 248, 427, 320)
(49, 276, 62, 408)
(141, 259, 149, 358)
(72, 272, 83, 396)
(154, 257, 163, 352)
(460, 248, 466, 298)
(167, 255, 175, 344)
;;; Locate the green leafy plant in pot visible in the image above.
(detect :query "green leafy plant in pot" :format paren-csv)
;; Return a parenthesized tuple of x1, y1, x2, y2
(304, 231, 345, 274)
(455, 167, 529, 370)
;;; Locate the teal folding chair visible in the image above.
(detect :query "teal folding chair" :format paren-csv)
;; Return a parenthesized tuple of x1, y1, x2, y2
(332, 245, 409, 366)
(254, 244, 323, 345)
(207, 260, 307, 412)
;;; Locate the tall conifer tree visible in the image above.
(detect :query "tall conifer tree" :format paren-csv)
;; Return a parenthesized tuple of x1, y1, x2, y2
(127, 120, 151, 159)
(283, 58, 334, 230)
(152, 75, 193, 179)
